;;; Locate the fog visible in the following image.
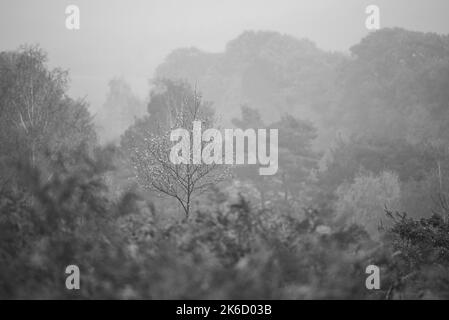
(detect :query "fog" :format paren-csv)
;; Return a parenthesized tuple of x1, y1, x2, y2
(2, 0, 449, 300)
(1, 0, 449, 113)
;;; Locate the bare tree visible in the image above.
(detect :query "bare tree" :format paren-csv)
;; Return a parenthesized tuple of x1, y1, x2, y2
(131, 88, 228, 218)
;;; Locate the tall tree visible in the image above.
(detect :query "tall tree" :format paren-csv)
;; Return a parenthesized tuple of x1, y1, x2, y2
(0, 45, 96, 185)
(96, 77, 145, 144)
(271, 114, 321, 204)
(232, 106, 320, 208)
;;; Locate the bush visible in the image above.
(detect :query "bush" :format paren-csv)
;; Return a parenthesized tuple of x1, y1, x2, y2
(376, 208, 449, 299)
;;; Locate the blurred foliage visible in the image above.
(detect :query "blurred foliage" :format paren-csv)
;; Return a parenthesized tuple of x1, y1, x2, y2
(381, 208, 449, 299)
(335, 170, 401, 238)
(96, 77, 145, 144)
(0, 149, 367, 299)
(1, 146, 448, 299)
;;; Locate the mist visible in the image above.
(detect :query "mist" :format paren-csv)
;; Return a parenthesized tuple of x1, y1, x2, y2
(2, 0, 449, 301)
(1, 0, 449, 114)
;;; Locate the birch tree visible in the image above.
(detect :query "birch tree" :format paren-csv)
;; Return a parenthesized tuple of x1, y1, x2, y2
(0, 46, 96, 184)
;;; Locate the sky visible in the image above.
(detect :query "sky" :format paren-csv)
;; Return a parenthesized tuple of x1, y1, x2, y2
(1, 0, 449, 113)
